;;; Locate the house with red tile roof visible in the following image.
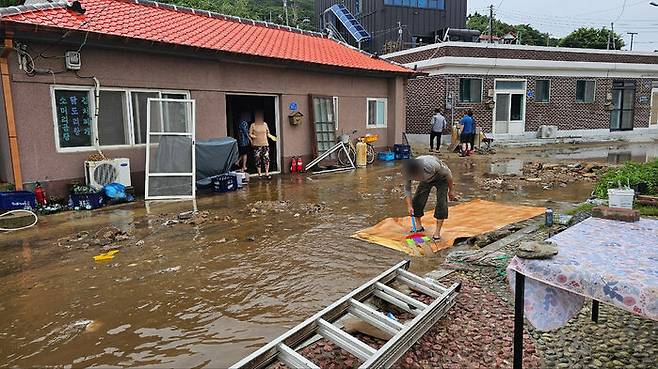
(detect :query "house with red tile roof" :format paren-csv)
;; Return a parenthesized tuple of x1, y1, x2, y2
(0, 0, 413, 194)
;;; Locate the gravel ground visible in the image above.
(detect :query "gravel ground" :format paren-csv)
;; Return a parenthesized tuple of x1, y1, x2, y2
(274, 275, 542, 369)
(273, 219, 657, 369)
(455, 225, 658, 369)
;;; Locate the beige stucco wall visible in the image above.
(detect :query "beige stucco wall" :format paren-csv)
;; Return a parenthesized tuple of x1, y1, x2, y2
(2, 41, 407, 192)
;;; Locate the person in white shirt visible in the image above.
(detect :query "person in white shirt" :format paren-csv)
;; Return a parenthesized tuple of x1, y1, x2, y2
(430, 108, 446, 152)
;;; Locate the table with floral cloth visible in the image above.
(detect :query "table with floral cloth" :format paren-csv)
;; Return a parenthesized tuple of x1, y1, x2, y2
(506, 217, 658, 369)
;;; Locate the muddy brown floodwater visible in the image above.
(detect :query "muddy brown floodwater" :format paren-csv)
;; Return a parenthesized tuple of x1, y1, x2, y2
(0, 142, 655, 368)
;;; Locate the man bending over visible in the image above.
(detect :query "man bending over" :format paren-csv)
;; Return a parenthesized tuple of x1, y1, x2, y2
(403, 156, 459, 241)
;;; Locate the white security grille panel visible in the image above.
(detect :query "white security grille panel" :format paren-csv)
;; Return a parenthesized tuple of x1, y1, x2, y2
(145, 98, 196, 200)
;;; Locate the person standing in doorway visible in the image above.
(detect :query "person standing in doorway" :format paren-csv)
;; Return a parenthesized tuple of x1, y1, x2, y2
(236, 112, 251, 174)
(430, 108, 446, 152)
(249, 111, 276, 180)
(459, 110, 476, 157)
(402, 155, 459, 241)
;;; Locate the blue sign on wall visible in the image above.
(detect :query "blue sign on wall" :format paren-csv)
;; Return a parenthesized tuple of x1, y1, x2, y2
(527, 90, 535, 98)
(289, 102, 298, 111)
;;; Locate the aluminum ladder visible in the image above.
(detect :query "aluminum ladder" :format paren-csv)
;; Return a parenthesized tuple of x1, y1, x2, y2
(230, 260, 461, 369)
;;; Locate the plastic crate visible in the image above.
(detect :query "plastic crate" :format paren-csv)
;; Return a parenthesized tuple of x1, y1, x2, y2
(0, 191, 36, 210)
(378, 151, 395, 161)
(212, 174, 238, 193)
(69, 192, 105, 210)
(393, 144, 411, 160)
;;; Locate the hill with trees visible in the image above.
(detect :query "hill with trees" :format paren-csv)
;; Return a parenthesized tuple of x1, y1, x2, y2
(467, 12, 625, 50)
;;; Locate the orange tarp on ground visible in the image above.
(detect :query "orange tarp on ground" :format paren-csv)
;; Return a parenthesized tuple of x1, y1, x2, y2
(353, 200, 545, 256)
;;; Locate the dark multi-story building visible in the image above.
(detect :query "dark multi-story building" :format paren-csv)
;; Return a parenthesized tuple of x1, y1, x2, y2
(315, 0, 467, 54)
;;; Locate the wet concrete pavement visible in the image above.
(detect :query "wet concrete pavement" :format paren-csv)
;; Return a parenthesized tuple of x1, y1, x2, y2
(0, 142, 655, 368)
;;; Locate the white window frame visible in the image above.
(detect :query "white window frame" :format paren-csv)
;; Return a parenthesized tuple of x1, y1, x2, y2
(51, 85, 190, 153)
(96, 87, 132, 150)
(366, 98, 388, 129)
(535, 79, 551, 103)
(459, 77, 484, 104)
(650, 88, 658, 127)
(333, 96, 339, 131)
(50, 85, 96, 153)
(575, 80, 596, 103)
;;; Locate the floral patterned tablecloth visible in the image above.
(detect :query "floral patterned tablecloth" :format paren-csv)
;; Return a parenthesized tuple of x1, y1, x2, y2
(507, 217, 658, 331)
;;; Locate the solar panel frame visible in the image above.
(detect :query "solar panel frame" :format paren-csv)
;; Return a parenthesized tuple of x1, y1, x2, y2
(329, 4, 371, 43)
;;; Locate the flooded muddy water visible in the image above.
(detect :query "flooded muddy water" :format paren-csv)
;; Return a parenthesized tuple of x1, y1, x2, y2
(0, 143, 653, 368)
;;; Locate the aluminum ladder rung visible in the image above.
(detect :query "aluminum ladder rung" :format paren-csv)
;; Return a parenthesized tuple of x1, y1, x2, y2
(230, 261, 460, 369)
(397, 268, 446, 298)
(375, 282, 428, 312)
(317, 318, 376, 361)
(373, 290, 420, 316)
(348, 299, 405, 336)
(396, 275, 441, 299)
(277, 344, 320, 369)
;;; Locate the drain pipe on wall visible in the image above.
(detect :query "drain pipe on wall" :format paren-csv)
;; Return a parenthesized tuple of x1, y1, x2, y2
(0, 35, 23, 190)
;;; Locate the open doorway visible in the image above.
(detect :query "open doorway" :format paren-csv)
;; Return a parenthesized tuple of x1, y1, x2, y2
(226, 94, 279, 174)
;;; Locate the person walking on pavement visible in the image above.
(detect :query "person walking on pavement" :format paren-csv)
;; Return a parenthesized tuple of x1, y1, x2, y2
(402, 155, 460, 241)
(430, 108, 447, 152)
(459, 109, 476, 157)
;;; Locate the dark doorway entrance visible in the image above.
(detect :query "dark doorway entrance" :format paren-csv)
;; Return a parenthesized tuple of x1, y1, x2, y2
(225, 94, 279, 174)
(610, 80, 635, 131)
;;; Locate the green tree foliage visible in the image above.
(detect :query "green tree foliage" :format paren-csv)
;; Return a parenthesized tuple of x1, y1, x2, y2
(558, 27, 625, 50)
(467, 12, 552, 46)
(467, 13, 625, 49)
(466, 12, 556, 46)
(159, 0, 315, 29)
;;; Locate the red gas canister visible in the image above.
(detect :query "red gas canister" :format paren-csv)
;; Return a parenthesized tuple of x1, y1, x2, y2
(296, 157, 303, 173)
(290, 158, 298, 173)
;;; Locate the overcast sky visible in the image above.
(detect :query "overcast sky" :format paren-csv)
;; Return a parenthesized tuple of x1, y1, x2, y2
(468, 0, 658, 51)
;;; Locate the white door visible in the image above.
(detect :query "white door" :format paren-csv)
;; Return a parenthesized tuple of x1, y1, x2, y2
(493, 80, 526, 136)
(651, 88, 658, 128)
(494, 92, 526, 135)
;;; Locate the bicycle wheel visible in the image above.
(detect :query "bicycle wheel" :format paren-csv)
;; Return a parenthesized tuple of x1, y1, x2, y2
(366, 144, 376, 164)
(338, 145, 356, 166)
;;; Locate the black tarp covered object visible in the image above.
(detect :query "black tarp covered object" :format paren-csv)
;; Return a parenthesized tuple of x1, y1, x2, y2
(195, 138, 239, 187)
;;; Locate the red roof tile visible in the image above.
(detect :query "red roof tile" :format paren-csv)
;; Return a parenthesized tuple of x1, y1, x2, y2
(1, 0, 412, 74)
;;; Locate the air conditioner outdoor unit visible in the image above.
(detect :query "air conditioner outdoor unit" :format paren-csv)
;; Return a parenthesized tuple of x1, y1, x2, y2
(85, 158, 132, 190)
(538, 125, 558, 139)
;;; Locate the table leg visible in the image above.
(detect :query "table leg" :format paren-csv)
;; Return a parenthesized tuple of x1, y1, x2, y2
(592, 300, 599, 323)
(513, 271, 525, 369)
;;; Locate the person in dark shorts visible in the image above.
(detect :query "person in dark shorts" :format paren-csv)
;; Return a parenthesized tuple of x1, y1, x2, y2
(430, 108, 446, 152)
(402, 156, 459, 241)
(236, 112, 251, 173)
(459, 110, 476, 157)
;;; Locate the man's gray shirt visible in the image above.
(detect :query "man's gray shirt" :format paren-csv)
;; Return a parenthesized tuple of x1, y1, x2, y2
(404, 156, 452, 197)
(431, 113, 446, 133)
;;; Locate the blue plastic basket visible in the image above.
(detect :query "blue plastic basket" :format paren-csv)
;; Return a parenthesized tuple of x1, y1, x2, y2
(212, 174, 238, 193)
(69, 192, 104, 210)
(0, 191, 36, 210)
(378, 151, 395, 161)
(394, 144, 411, 160)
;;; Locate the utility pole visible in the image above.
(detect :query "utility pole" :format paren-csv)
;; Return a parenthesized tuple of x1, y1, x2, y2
(397, 21, 403, 49)
(612, 22, 616, 50)
(283, 0, 289, 26)
(488, 4, 494, 44)
(607, 23, 612, 50)
(627, 32, 638, 51)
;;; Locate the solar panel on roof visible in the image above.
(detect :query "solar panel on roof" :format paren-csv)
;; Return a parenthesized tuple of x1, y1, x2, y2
(328, 4, 370, 43)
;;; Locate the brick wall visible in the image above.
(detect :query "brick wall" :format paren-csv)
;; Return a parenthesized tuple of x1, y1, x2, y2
(388, 45, 658, 66)
(406, 74, 656, 134)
